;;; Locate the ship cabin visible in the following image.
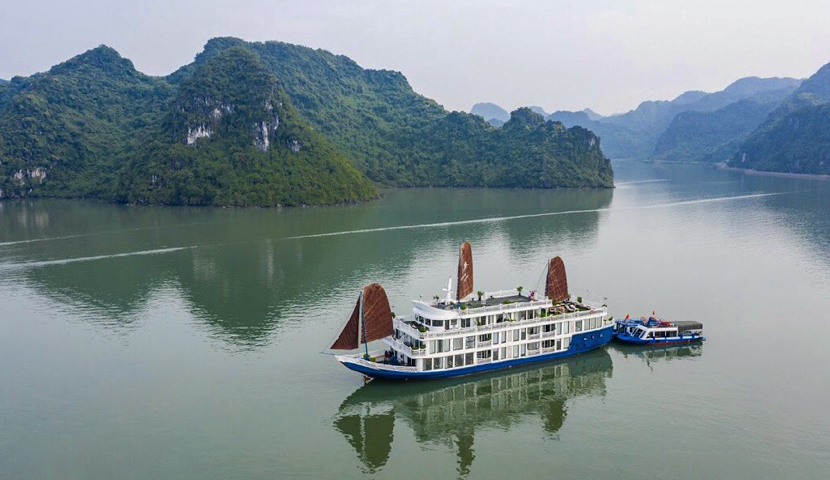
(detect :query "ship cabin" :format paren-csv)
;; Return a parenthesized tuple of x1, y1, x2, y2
(384, 288, 611, 373)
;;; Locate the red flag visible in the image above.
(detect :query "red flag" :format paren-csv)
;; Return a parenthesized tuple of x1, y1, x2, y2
(625, 314, 630, 320)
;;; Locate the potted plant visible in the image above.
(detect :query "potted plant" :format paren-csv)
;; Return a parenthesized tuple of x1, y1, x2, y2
(517, 286, 524, 296)
(577, 296, 583, 304)
(477, 290, 484, 302)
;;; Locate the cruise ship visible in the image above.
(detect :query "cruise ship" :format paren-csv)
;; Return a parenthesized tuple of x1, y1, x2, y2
(330, 242, 614, 380)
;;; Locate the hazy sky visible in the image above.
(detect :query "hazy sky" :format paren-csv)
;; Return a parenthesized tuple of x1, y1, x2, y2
(1, 0, 829, 114)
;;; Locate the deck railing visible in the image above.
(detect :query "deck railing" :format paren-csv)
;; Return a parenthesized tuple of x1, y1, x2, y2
(348, 356, 418, 373)
(398, 307, 607, 340)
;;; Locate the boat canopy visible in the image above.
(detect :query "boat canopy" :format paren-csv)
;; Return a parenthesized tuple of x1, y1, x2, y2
(456, 241, 474, 301)
(331, 283, 394, 350)
(545, 256, 569, 302)
(674, 321, 704, 332)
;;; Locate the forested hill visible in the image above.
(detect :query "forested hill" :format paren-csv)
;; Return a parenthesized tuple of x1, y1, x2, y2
(651, 87, 795, 164)
(0, 45, 375, 205)
(0, 38, 613, 204)
(729, 61, 830, 175)
(174, 37, 613, 188)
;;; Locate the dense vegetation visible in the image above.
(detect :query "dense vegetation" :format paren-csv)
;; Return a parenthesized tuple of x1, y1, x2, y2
(729, 62, 830, 175)
(116, 47, 376, 206)
(0, 38, 614, 204)
(0, 46, 174, 199)
(651, 88, 793, 163)
(174, 38, 613, 188)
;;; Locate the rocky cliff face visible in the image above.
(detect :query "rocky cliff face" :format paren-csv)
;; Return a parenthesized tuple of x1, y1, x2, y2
(171, 47, 295, 154)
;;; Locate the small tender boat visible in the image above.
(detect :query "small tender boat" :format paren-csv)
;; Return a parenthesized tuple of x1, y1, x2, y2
(329, 242, 614, 380)
(614, 315, 704, 345)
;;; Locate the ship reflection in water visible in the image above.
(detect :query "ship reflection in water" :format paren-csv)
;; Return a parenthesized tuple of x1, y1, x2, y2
(333, 349, 613, 475)
(610, 343, 703, 370)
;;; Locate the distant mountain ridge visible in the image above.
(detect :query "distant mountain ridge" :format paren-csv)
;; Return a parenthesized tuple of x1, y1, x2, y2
(728, 62, 830, 175)
(541, 76, 801, 159)
(0, 38, 614, 203)
(471, 102, 510, 124)
(652, 87, 794, 163)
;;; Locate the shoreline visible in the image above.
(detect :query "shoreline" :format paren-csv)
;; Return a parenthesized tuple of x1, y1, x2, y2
(715, 164, 830, 181)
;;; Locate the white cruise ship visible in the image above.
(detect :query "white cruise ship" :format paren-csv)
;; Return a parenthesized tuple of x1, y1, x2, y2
(330, 242, 613, 380)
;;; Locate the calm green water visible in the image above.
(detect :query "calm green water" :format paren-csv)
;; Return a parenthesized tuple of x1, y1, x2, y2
(1, 161, 829, 479)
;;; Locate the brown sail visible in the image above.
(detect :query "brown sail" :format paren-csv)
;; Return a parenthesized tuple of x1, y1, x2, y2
(545, 256, 569, 302)
(331, 297, 361, 350)
(361, 283, 394, 343)
(456, 241, 474, 301)
(331, 283, 394, 350)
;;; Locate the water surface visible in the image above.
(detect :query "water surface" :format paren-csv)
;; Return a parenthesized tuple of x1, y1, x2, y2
(1, 161, 829, 479)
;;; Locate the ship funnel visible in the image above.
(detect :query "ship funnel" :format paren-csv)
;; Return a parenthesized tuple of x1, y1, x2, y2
(545, 256, 569, 302)
(331, 283, 394, 350)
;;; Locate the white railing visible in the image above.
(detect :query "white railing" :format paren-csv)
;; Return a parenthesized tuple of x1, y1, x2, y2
(462, 299, 551, 317)
(394, 319, 424, 340)
(414, 307, 607, 340)
(542, 331, 555, 338)
(528, 333, 540, 340)
(347, 356, 418, 373)
(478, 340, 492, 348)
(385, 337, 426, 357)
(477, 357, 492, 364)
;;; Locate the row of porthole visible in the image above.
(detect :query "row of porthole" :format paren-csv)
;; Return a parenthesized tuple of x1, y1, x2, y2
(582, 333, 604, 342)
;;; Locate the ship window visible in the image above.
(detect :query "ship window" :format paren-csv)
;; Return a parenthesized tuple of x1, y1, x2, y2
(476, 350, 492, 359)
(433, 320, 443, 328)
(557, 339, 562, 350)
(513, 345, 520, 357)
(453, 338, 463, 351)
(562, 337, 569, 349)
(466, 336, 475, 349)
(462, 318, 471, 328)
(455, 354, 464, 367)
(521, 329, 527, 340)
(423, 359, 432, 371)
(575, 320, 583, 332)
(434, 357, 443, 369)
(465, 353, 474, 365)
(493, 349, 500, 361)
(501, 347, 506, 359)
(493, 332, 500, 343)
(446, 355, 454, 368)
(513, 329, 520, 341)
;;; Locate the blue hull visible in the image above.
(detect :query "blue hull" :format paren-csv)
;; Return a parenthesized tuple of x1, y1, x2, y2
(342, 325, 614, 380)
